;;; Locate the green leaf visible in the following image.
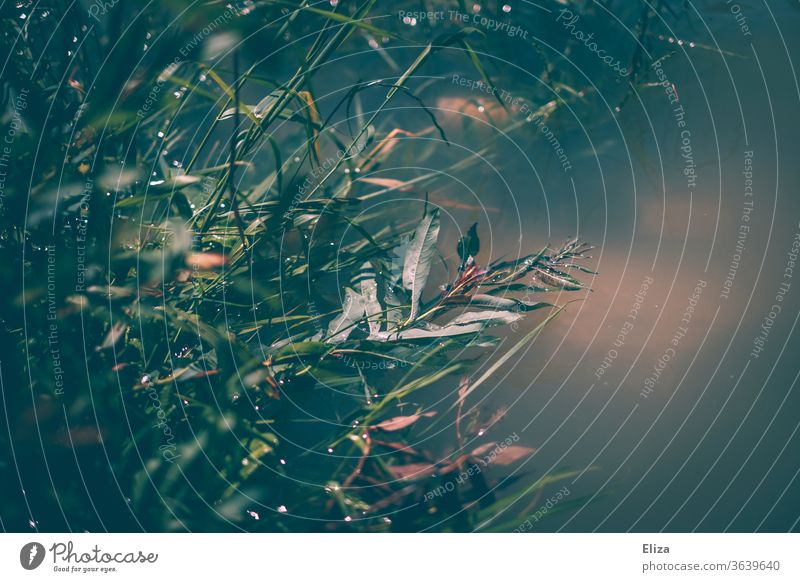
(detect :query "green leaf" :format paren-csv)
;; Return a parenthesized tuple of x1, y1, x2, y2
(295, 4, 402, 40)
(148, 174, 203, 192)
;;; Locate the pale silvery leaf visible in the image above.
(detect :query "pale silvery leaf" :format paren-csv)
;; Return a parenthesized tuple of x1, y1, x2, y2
(96, 322, 128, 351)
(366, 310, 520, 341)
(326, 288, 365, 343)
(349, 124, 374, 159)
(174, 349, 218, 382)
(455, 294, 552, 312)
(389, 235, 410, 284)
(383, 285, 407, 331)
(253, 92, 281, 119)
(447, 310, 523, 327)
(219, 105, 254, 120)
(357, 261, 382, 338)
(370, 321, 486, 341)
(402, 208, 440, 320)
(398, 322, 485, 338)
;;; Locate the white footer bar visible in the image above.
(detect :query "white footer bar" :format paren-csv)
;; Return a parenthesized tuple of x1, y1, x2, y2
(1, 533, 797, 580)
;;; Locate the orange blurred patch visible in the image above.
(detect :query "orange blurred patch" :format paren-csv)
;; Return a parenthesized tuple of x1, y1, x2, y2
(186, 252, 227, 269)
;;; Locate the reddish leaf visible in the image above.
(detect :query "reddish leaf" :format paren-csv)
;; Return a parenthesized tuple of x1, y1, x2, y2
(470, 442, 498, 457)
(374, 411, 436, 432)
(357, 177, 413, 191)
(470, 443, 536, 465)
(96, 322, 128, 351)
(492, 445, 535, 465)
(388, 462, 437, 481)
(186, 252, 227, 269)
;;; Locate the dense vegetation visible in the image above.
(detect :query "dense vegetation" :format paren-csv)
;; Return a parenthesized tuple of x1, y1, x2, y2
(0, 0, 667, 532)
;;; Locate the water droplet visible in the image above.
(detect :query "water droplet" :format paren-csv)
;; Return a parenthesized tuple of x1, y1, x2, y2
(502, 4, 511, 12)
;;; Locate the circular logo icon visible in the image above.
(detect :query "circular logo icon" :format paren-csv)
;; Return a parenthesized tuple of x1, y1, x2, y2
(20, 542, 46, 570)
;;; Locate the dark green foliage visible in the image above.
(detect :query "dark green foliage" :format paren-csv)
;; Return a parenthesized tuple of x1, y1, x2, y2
(0, 0, 611, 532)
